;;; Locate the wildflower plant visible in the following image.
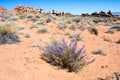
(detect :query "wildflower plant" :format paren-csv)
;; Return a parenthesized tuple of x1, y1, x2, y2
(42, 38, 95, 72)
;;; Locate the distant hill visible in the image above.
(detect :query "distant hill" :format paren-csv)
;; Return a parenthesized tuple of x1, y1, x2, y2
(112, 12, 120, 15)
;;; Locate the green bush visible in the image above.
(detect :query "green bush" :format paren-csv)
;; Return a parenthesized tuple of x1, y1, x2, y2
(0, 24, 20, 44)
(42, 38, 95, 72)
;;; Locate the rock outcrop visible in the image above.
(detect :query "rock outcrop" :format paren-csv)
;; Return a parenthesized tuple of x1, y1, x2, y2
(91, 10, 113, 17)
(0, 6, 8, 14)
(13, 5, 38, 13)
(82, 10, 113, 17)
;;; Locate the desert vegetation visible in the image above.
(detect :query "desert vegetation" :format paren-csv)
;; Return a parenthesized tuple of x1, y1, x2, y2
(42, 38, 95, 72)
(0, 5, 120, 80)
(0, 24, 20, 44)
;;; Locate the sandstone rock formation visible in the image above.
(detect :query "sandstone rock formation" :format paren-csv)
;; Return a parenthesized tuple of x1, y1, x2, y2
(0, 6, 8, 14)
(13, 5, 38, 13)
(91, 10, 113, 17)
(82, 10, 113, 17)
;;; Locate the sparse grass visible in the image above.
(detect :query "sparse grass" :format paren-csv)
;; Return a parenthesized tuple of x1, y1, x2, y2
(110, 25, 120, 31)
(16, 25, 24, 30)
(27, 15, 33, 19)
(1, 13, 12, 19)
(0, 24, 14, 34)
(105, 29, 114, 34)
(18, 13, 27, 19)
(57, 23, 67, 30)
(68, 32, 83, 41)
(31, 17, 39, 22)
(69, 24, 76, 30)
(36, 19, 46, 25)
(42, 38, 95, 72)
(46, 17, 52, 23)
(6, 16, 17, 21)
(88, 27, 98, 36)
(29, 23, 38, 29)
(72, 17, 80, 23)
(37, 28, 48, 33)
(18, 30, 30, 38)
(92, 49, 106, 56)
(77, 24, 86, 31)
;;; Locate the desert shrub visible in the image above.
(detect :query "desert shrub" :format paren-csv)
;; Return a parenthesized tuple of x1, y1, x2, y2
(29, 23, 38, 29)
(18, 30, 30, 38)
(42, 38, 95, 72)
(88, 27, 98, 36)
(117, 16, 120, 20)
(37, 28, 48, 33)
(116, 39, 120, 44)
(31, 17, 39, 22)
(19, 14, 27, 19)
(6, 16, 17, 22)
(6, 21, 15, 25)
(46, 17, 52, 23)
(34, 14, 41, 19)
(49, 15, 58, 20)
(16, 25, 24, 30)
(65, 32, 70, 36)
(0, 24, 20, 44)
(110, 25, 120, 31)
(36, 19, 46, 25)
(1, 13, 12, 19)
(98, 72, 120, 80)
(105, 29, 114, 34)
(68, 33, 83, 41)
(57, 23, 67, 30)
(92, 49, 106, 56)
(69, 24, 76, 30)
(72, 17, 80, 23)
(77, 24, 86, 31)
(27, 15, 33, 19)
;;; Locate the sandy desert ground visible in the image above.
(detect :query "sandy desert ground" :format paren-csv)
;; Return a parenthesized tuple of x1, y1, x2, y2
(0, 12, 120, 80)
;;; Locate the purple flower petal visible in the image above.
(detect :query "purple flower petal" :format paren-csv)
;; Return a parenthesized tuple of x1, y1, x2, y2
(77, 45, 85, 56)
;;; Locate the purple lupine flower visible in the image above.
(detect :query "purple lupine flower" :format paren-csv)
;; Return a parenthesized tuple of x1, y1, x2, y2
(77, 45, 85, 56)
(75, 64, 79, 69)
(88, 58, 95, 64)
(82, 50, 86, 54)
(62, 38, 67, 48)
(70, 53, 74, 62)
(80, 53, 87, 60)
(71, 41, 77, 53)
(83, 60, 87, 65)
(69, 40, 74, 48)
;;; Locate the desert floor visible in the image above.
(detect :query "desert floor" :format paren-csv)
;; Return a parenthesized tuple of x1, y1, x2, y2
(0, 17, 120, 80)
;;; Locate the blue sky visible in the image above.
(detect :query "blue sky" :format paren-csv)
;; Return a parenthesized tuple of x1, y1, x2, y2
(0, 0, 120, 14)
